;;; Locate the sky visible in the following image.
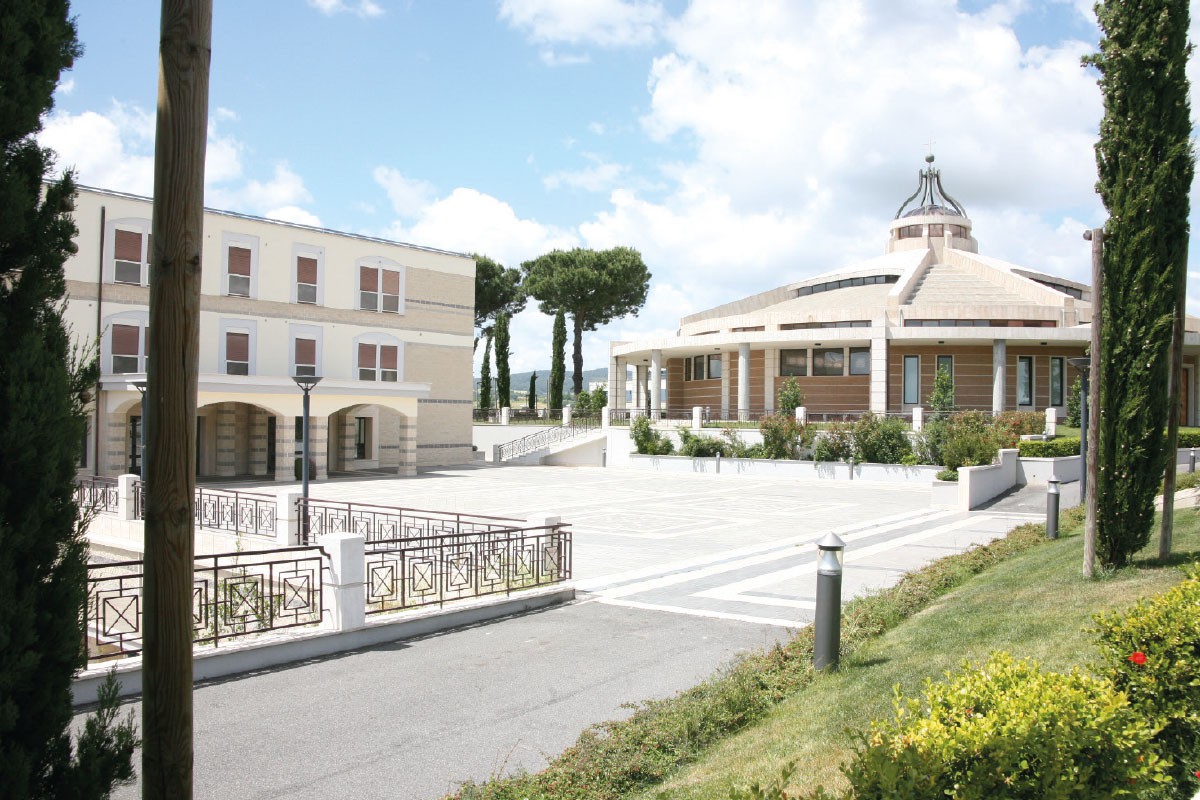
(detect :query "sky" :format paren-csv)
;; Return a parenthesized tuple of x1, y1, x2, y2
(40, 0, 1200, 376)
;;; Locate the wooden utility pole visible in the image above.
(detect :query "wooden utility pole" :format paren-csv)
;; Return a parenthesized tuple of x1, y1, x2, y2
(142, 2, 211, 798)
(1083, 228, 1103, 578)
(1161, 285, 1186, 560)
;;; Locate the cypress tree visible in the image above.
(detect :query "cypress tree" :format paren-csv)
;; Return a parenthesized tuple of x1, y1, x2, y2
(1088, 0, 1194, 568)
(549, 310, 566, 410)
(527, 372, 537, 411)
(0, 1, 136, 796)
(479, 333, 492, 409)
(495, 313, 511, 408)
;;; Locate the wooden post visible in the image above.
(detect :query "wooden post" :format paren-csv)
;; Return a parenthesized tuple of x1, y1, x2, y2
(1161, 283, 1186, 560)
(1083, 228, 1103, 578)
(142, 3, 211, 798)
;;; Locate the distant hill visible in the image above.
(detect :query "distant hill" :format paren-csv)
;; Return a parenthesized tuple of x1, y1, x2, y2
(474, 367, 608, 405)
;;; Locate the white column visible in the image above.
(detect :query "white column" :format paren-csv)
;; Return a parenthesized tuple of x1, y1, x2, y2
(117, 473, 139, 520)
(500, 407, 511, 425)
(275, 490, 301, 546)
(737, 343, 750, 421)
(319, 532, 366, 633)
(692, 406, 703, 431)
(720, 352, 731, 420)
(635, 365, 648, 411)
(608, 355, 624, 410)
(912, 406, 924, 432)
(562, 405, 572, 425)
(764, 348, 777, 414)
(650, 349, 662, 418)
(992, 340, 1007, 414)
(869, 337, 888, 414)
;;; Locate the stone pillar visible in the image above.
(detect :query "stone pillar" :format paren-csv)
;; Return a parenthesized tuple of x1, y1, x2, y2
(105, 408, 128, 477)
(318, 532, 366, 632)
(635, 365, 647, 412)
(601, 407, 610, 429)
(500, 407, 511, 425)
(992, 340, 1007, 415)
(650, 349, 662, 418)
(234, 404, 250, 475)
(610, 356, 626, 410)
(340, 413, 359, 468)
(692, 406, 703, 431)
(117, 473, 140, 520)
(398, 414, 416, 476)
(1045, 407, 1057, 437)
(796, 406, 807, 425)
(215, 404, 237, 477)
(274, 414, 295, 482)
(720, 352, 731, 420)
(870, 337, 888, 414)
(248, 407, 269, 476)
(912, 406, 924, 433)
(309, 415, 329, 481)
(764, 348, 777, 414)
(737, 343, 750, 421)
(562, 405, 573, 425)
(276, 490, 301, 546)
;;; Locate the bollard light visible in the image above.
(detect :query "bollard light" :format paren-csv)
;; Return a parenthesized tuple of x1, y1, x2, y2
(1190, 448, 1196, 474)
(1046, 477, 1061, 540)
(814, 531, 846, 672)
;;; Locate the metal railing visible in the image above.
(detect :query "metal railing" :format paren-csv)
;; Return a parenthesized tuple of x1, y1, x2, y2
(84, 546, 328, 663)
(195, 487, 277, 537)
(364, 523, 571, 614)
(74, 476, 119, 514)
(495, 415, 600, 461)
(297, 497, 520, 545)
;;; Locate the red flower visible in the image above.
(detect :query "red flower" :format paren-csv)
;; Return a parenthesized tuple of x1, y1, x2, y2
(1128, 651, 1147, 666)
(1194, 769, 1200, 779)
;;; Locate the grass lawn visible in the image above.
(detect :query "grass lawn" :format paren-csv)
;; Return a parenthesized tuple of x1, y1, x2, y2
(635, 510, 1200, 799)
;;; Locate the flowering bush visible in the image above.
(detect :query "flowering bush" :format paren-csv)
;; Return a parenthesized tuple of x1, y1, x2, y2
(843, 652, 1168, 799)
(992, 410, 1046, 447)
(1095, 567, 1200, 799)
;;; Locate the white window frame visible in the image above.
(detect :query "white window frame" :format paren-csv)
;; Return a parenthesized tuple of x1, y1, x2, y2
(291, 244, 324, 306)
(104, 217, 152, 286)
(289, 324, 323, 379)
(221, 232, 260, 299)
(353, 333, 403, 382)
(356, 256, 405, 315)
(102, 311, 149, 375)
(218, 319, 258, 376)
(903, 354, 920, 405)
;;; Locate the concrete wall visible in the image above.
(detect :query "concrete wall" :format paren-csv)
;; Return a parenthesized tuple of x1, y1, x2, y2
(624, 454, 942, 483)
(958, 448, 1019, 510)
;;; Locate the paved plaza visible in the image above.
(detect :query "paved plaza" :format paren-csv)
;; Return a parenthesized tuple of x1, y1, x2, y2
(89, 464, 1041, 799)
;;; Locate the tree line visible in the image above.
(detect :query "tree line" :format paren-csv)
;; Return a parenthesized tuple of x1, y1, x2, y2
(474, 248, 650, 410)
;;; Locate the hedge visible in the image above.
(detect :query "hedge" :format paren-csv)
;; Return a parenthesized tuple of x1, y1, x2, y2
(1017, 438, 1081, 458)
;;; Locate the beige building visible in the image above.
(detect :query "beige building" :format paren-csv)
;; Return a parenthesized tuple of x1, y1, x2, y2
(610, 159, 1200, 423)
(65, 186, 475, 480)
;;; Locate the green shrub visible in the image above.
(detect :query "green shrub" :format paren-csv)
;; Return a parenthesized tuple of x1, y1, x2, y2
(992, 410, 1046, 447)
(1066, 376, 1083, 427)
(843, 652, 1169, 799)
(1018, 438, 1082, 458)
(1165, 471, 1200, 492)
(1094, 567, 1200, 799)
(936, 468, 958, 482)
(777, 377, 805, 414)
(940, 413, 1000, 472)
(631, 415, 674, 455)
(851, 414, 911, 464)
(813, 422, 854, 462)
(928, 365, 956, 416)
(1176, 430, 1200, 448)
(678, 428, 725, 458)
(759, 413, 808, 460)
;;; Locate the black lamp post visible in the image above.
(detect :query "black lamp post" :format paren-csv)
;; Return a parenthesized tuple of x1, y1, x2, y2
(813, 532, 846, 671)
(132, 379, 147, 477)
(293, 375, 322, 542)
(1067, 357, 1090, 500)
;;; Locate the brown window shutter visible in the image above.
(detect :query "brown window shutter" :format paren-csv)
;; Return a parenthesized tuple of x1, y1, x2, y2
(114, 230, 143, 262)
(360, 266, 378, 291)
(228, 246, 252, 276)
(112, 324, 140, 356)
(226, 332, 249, 361)
(380, 345, 397, 370)
(358, 342, 376, 368)
(295, 337, 316, 365)
(297, 257, 318, 285)
(382, 269, 400, 294)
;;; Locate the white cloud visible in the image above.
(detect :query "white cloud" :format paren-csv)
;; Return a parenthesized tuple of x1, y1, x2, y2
(588, 121, 606, 136)
(543, 153, 627, 192)
(265, 205, 323, 227)
(372, 166, 437, 217)
(56, 78, 75, 96)
(499, 0, 664, 48)
(307, 0, 384, 19)
(539, 49, 591, 67)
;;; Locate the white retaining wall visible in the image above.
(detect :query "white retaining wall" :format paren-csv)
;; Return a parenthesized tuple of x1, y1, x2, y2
(625, 454, 942, 484)
(958, 449, 1019, 511)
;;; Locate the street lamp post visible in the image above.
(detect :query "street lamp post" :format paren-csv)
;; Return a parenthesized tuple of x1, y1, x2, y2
(813, 532, 846, 671)
(1067, 357, 1090, 501)
(132, 379, 148, 478)
(293, 375, 322, 543)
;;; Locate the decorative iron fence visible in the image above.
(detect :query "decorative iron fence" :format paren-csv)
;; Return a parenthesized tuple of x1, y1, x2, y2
(74, 476, 119, 514)
(195, 487, 277, 537)
(297, 498, 520, 545)
(495, 416, 600, 461)
(84, 546, 328, 664)
(364, 524, 571, 614)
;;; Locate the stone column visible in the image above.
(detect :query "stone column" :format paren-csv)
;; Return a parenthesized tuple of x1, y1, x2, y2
(650, 349, 662, 418)
(105, 407, 128, 477)
(609, 356, 626, 410)
(720, 352, 731, 420)
(992, 340, 1007, 415)
(215, 404, 237, 477)
(737, 343, 750, 421)
(274, 414, 295, 482)
(339, 413, 358, 468)
(635, 365, 647, 412)
(378, 410, 401, 471)
(764, 348, 777, 414)
(398, 415, 416, 476)
(318, 532, 366, 633)
(870, 337, 888, 414)
(309, 415, 329, 481)
(248, 407, 269, 476)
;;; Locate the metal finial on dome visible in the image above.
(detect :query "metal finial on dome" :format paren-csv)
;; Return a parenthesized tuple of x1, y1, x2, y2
(894, 153, 967, 219)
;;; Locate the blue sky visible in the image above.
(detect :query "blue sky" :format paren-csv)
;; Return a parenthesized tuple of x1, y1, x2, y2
(42, 0, 1200, 373)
